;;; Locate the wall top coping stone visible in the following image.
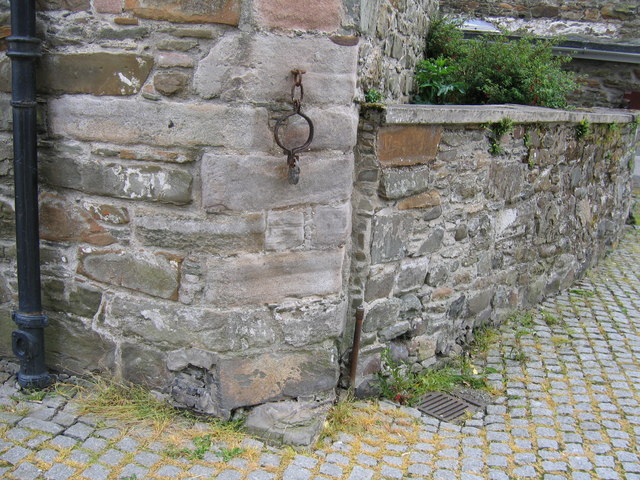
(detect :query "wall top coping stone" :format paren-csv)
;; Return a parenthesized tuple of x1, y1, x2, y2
(381, 104, 639, 125)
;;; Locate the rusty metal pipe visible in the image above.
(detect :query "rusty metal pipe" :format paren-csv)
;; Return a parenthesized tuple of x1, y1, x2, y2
(349, 306, 365, 389)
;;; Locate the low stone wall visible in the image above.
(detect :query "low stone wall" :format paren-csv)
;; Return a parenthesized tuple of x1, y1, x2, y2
(348, 104, 637, 394)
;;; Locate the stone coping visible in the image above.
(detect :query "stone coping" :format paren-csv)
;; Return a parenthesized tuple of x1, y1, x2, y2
(382, 104, 639, 125)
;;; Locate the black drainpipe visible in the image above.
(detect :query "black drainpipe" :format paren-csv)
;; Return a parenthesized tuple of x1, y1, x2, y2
(8, 0, 50, 389)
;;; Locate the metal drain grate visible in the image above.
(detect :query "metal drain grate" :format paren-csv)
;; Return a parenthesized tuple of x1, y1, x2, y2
(415, 392, 476, 423)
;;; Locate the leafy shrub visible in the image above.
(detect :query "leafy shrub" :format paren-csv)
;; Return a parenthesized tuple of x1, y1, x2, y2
(416, 17, 577, 108)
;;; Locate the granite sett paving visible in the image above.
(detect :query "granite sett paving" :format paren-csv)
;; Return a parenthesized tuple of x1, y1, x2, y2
(0, 216, 639, 479)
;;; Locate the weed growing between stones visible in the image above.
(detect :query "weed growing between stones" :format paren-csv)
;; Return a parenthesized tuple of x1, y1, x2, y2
(364, 89, 383, 103)
(576, 119, 591, 139)
(377, 348, 492, 405)
(486, 117, 514, 155)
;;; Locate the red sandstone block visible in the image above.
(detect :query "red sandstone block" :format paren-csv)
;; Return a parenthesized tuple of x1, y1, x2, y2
(256, 0, 342, 31)
(378, 125, 442, 167)
(95, 0, 123, 13)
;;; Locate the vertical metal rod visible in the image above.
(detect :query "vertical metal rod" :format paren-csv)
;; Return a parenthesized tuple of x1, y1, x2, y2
(8, 0, 50, 389)
(349, 306, 365, 389)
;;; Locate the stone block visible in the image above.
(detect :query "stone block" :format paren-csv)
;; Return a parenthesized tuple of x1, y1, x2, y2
(396, 256, 429, 293)
(378, 126, 442, 167)
(38, 53, 152, 95)
(36, 0, 90, 11)
(310, 203, 351, 248)
(265, 210, 304, 251)
(370, 213, 412, 264)
(124, 0, 240, 25)
(274, 297, 347, 347)
(0, 97, 12, 132)
(216, 349, 338, 412)
(365, 263, 396, 302)
(42, 278, 103, 319)
(48, 96, 271, 150)
(204, 249, 344, 306)
(379, 321, 411, 341)
(79, 250, 180, 300)
(201, 152, 353, 212)
(467, 288, 495, 316)
(0, 309, 14, 356)
(363, 298, 403, 333)
(409, 336, 437, 361)
(95, 0, 123, 13)
(194, 32, 358, 106)
(245, 400, 331, 447)
(111, 296, 278, 351)
(397, 190, 441, 210)
(156, 52, 193, 68)
(41, 156, 192, 205)
(0, 56, 9, 94)
(135, 212, 265, 254)
(255, 0, 342, 31)
(379, 166, 430, 200)
(121, 343, 170, 389)
(85, 203, 130, 225)
(45, 314, 115, 374)
(0, 200, 14, 239)
(153, 72, 189, 96)
(40, 194, 116, 246)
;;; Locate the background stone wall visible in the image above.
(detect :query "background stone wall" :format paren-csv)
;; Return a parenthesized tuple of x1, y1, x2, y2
(0, 0, 363, 419)
(348, 104, 637, 394)
(441, 0, 639, 109)
(348, 0, 438, 103)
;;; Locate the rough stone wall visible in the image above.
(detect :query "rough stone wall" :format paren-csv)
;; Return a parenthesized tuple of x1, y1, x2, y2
(565, 60, 640, 109)
(442, 0, 639, 41)
(0, 0, 360, 419)
(348, 105, 637, 394)
(349, 0, 438, 102)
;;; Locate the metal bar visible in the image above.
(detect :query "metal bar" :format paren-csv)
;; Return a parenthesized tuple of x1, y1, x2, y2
(8, 0, 50, 389)
(349, 306, 365, 389)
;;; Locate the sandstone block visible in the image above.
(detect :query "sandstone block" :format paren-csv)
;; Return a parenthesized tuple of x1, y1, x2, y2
(245, 400, 331, 447)
(95, 0, 123, 13)
(45, 315, 115, 374)
(194, 32, 358, 106)
(265, 210, 304, 251)
(156, 52, 193, 68)
(310, 203, 351, 248)
(274, 297, 347, 347)
(40, 194, 116, 246)
(0, 56, 9, 93)
(36, 0, 90, 11)
(38, 53, 152, 95)
(42, 279, 103, 319)
(202, 152, 353, 212)
(111, 296, 279, 351)
(379, 166, 430, 200)
(48, 96, 271, 150)
(0, 200, 14, 239)
(255, 0, 341, 31)
(85, 203, 130, 224)
(153, 72, 188, 96)
(204, 249, 344, 306)
(79, 250, 180, 299)
(397, 190, 441, 210)
(41, 156, 192, 205)
(124, 0, 240, 25)
(135, 212, 265, 254)
(216, 349, 338, 412)
(378, 126, 442, 167)
(121, 343, 170, 388)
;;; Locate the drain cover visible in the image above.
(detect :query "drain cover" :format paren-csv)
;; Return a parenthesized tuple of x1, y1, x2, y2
(415, 391, 477, 423)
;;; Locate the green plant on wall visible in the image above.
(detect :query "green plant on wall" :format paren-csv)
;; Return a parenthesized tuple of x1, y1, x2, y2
(486, 117, 514, 155)
(364, 89, 383, 104)
(416, 16, 577, 108)
(576, 119, 591, 139)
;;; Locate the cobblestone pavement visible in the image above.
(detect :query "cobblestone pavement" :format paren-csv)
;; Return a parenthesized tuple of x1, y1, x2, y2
(1, 220, 639, 479)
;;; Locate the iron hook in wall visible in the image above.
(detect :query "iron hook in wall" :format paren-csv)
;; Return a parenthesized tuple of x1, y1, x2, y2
(274, 70, 314, 185)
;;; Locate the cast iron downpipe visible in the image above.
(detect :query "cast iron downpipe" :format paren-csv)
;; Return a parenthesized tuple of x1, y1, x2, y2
(8, 0, 50, 389)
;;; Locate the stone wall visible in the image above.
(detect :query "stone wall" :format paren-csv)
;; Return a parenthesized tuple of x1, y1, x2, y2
(0, 0, 363, 421)
(441, 0, 639, 109)
(442, 0, 639, 41)
(348, 104, 637, 394)
(350, 0, 438, 102)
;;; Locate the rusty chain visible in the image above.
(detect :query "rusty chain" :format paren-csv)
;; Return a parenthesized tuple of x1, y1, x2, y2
(274, 69, 314, 185)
